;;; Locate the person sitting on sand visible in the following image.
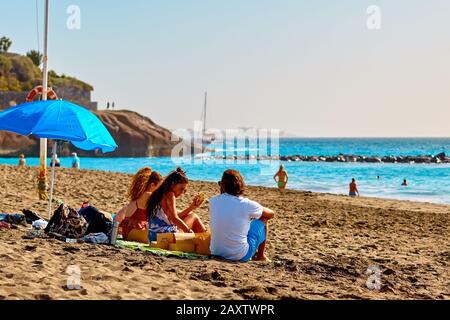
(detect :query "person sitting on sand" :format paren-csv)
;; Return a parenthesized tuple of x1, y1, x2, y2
(116, 167, 163, 242)
(349, 178, 359, 197)
(146, 167, 207, 242)
(18, 154, 26, 167)
(209, 170, 275, 262)
(402, 179, 408, 186)
(274, 165, 288, 191)
(71, 153, 80, 170)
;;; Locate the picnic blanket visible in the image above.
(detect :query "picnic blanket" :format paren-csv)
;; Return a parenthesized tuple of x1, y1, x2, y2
(116, 240, 209, 260)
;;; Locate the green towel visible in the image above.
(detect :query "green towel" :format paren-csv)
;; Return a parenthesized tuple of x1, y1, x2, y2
(116, 240, 209, 260)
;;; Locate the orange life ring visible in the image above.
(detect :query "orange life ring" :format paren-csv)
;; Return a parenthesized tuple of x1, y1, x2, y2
(26, 85, 58, 102)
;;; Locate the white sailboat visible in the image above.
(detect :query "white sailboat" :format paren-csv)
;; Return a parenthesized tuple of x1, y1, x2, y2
(201, 91, 215, 145)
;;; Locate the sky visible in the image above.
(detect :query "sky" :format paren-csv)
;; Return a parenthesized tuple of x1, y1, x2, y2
(1, 0, 450, 137)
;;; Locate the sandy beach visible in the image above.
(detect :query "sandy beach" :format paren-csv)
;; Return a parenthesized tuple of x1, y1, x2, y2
(0, 164, 449, 300)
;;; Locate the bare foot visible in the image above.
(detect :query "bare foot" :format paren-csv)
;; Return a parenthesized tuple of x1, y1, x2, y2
(253, 253, 271, 262)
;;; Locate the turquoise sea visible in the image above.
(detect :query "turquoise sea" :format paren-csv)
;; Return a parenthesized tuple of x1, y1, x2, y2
(1, 138, 449, 204)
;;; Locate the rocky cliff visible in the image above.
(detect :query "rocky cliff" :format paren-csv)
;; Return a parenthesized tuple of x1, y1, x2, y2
(0, 109, 193, 157)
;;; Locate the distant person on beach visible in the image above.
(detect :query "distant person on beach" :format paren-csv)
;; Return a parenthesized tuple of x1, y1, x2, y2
(116, 167, 163, 242)
(274, 165, 288, 191)
(210, 169, 275, 262)
(107, 102, 110, 110)
(146, 168, 207, 242)
(50, 154, 61, 167)
(71, 153, 80, 170)
(18, 154, 26, 167)
(349, 178, 359, 197)
(402, 179, 408, 186)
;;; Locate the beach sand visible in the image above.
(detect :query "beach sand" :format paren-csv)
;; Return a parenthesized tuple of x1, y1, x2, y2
(0, 164, 448, 300)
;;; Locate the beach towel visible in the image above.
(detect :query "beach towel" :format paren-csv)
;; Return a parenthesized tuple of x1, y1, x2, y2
(116, 240, 209, 260)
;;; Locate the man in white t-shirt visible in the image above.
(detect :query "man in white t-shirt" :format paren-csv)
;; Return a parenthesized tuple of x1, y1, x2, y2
(209, 170, 275, 262)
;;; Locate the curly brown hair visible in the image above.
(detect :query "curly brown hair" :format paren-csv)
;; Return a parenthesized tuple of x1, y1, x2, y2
(127, 167, 163, 201)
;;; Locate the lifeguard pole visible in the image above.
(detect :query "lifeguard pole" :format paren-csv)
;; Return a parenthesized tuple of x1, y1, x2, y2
(37, 0, 50, 200)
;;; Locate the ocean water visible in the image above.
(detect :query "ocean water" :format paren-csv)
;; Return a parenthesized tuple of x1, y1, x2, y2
(1, 138, 450, 205)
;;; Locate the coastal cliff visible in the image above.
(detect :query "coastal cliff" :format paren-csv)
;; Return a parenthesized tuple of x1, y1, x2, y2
(0, 109, 191, 157)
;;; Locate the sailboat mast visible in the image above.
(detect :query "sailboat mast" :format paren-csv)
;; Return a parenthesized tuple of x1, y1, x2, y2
(203, 91, 207, 134)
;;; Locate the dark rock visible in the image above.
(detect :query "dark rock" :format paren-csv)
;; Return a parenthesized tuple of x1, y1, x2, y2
(436, 152, 446, 160)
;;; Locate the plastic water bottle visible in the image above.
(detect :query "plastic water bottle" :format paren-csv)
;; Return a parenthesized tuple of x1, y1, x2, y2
(110, 221, 119, 245)
(66, 238, 77, 244)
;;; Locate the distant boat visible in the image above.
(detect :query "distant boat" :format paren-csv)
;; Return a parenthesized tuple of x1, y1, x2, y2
(201, 91, 215, 145)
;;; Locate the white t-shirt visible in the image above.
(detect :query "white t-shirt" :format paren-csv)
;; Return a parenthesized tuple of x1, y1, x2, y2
(209, 193, 263, 261)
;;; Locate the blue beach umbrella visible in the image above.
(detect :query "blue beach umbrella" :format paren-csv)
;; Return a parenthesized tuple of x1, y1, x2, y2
(0, 99, 118, 216)
(0, 100, 117, 153)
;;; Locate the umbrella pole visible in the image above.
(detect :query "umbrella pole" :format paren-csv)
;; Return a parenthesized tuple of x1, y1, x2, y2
(48, 141, 57, 218)
(38, 0, 50, 201)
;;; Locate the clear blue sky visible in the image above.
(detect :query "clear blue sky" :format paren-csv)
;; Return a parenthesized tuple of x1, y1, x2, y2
(1, 0, 450, 137)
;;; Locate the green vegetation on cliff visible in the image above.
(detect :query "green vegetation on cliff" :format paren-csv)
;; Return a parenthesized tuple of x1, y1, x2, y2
(0, 50, 93, 92)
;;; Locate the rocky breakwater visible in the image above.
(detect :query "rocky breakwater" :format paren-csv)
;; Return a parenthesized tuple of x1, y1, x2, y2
(279, 152, 450, 164)
(207, 152, 450, 164)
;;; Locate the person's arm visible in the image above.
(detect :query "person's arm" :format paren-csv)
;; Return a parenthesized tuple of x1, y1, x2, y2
(165, 193, 192, 233)
(261, 207, 275, 220)
(178, 194, 203, 219)
(273, 173, 278, 182)
(115, 205, 127, 223)
(285, 173, 289, 184)
(356, 186, 360, 196)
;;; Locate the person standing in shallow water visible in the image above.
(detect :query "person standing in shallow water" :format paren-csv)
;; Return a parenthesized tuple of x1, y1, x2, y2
(349, 178, 359, 197)
(18, 154, 26, 167)
(274, 165, 288, 191)
(71, 153, 80, 170)
(402, 179, 408, 186)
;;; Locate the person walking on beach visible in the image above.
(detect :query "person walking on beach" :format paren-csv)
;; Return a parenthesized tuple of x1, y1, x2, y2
(146, 168, 207, 242)
(18, 154, 26, 167)
(274, 165, 288, 191)
(210, 169, 275, 262)
(349, 178, 359, 197)
(71, 153, 81, 170)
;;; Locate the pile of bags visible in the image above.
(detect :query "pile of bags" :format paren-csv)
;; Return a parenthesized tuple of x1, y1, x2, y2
(45, 204, 113, 244)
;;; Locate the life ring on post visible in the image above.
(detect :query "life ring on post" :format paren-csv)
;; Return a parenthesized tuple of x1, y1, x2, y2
(26, 85, 58, 102)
